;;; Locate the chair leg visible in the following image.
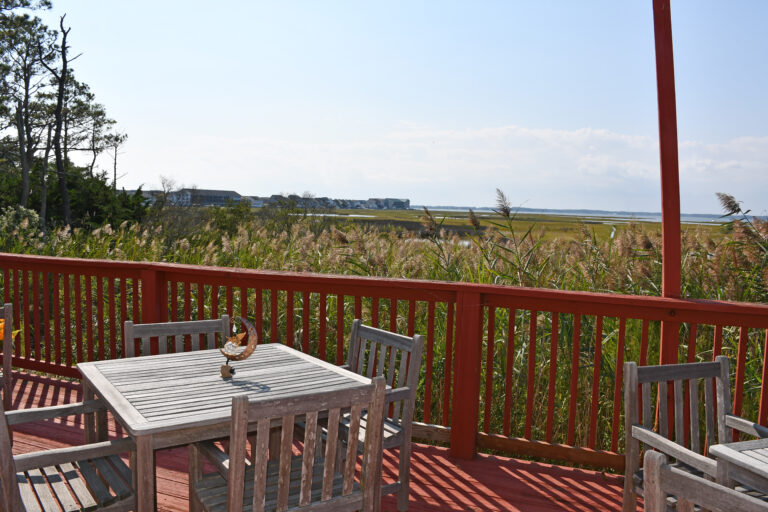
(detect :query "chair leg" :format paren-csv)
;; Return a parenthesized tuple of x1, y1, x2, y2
(189, 444, 202, 512)
(397, 445, 410, 511)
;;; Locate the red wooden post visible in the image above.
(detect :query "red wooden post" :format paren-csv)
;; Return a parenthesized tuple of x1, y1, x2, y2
(653, 0, 682, 367)
(450, 291, 483, 459)
(139, 269, 166, 325)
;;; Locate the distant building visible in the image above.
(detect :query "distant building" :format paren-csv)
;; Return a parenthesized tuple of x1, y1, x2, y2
(168, 189, 242, 207)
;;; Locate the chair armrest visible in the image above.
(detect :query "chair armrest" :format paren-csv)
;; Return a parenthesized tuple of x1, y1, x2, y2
(631, 425, 717, 477)
(6, 400, 106, 426)
(14, 438, 135, 472)
(725, 414, 768, 438)
(385, 387, 411, 404)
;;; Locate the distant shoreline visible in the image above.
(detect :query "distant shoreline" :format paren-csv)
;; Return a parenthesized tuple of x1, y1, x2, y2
(411, 205, 755, 225)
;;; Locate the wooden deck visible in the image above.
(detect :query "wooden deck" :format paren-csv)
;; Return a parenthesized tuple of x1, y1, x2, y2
(8, 371, 634, 511)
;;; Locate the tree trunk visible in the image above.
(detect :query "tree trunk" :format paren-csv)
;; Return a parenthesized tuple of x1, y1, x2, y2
(51, 18, 71, 227)
(15, 104, 30, 207)
(40, 125, 52, 231)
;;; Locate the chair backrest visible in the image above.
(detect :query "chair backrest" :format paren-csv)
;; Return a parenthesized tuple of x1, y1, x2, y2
(624, 356, 732, 479)
(346, 319, 424, 425)
(643, 451, 768, 512)
(123, 316, 229, 357)
(0, 384, 23, 510)
(1, 303, 13, 411)
(226, 376, 386, 512)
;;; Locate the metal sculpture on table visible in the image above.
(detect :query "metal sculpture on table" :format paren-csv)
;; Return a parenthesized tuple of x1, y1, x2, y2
(220, 317, 258, 379)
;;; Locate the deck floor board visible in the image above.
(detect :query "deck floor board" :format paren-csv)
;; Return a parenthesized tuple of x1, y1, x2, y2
(7, 372, 635, 511)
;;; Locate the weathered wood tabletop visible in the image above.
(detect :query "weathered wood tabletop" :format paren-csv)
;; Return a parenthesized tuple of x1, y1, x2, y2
(78, 343, 372, 512)
(711, 437, 768, 495)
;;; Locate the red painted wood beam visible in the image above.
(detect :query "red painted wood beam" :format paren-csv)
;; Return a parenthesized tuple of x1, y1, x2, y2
(653, 0, 682, 365)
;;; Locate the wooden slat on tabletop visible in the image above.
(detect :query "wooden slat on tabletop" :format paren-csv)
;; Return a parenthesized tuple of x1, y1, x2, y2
(442, 302, 454, 426)
(610, 317, 626, 452)
(484, 307, 495, 433)
(423, 301, 435, 424)
(525, 310, 537, 440)
(588, 316, 603, 449)
(504, 308, 516, 437)
(546, 312, 559, 442)
(567, 314, 581, 445)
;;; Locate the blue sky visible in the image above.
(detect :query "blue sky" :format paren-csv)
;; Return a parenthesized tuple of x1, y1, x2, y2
(40, 1, 768, 213)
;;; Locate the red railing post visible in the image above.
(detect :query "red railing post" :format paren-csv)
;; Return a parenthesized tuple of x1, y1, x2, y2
(450, 290, 483, 459)
(139, 269, 167, 325)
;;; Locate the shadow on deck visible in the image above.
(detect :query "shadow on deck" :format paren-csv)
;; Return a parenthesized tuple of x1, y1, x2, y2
(8, 372, 632, 511)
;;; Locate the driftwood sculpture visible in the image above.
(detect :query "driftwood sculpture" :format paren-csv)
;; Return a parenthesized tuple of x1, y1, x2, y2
(220, 317, 258, 378)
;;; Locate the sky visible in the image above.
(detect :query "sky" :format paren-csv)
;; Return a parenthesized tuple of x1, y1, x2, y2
(38, 1, 768, 213)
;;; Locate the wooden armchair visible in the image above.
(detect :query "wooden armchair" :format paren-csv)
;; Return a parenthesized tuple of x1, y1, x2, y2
(0, 391, 136, 511)
(189, 376, 386, 512)
(344, 319, 424, 511)
(123, 316, 229, 357)
(643, 451, 768, 512)
(623, 356, 768, 511)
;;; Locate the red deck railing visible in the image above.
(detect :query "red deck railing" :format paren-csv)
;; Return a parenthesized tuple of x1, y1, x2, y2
(2, 252, 768, 471)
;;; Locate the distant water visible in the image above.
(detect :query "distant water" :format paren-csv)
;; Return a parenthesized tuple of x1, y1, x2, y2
(413, 205, 742, 225)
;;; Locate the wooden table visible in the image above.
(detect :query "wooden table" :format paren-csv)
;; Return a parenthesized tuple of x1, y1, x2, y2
(78, 343, 372, 512)
(710, 437, 768, 495)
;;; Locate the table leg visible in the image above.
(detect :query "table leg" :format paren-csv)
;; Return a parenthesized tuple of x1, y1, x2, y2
(82, 381, 96, 443)
(136, 435, 155, 512)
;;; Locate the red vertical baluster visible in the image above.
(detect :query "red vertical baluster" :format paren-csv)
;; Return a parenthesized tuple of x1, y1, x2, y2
(371, 297, 379, 328)
(336, 295, 344, 364)
(170, 281, 178, 322)
(183, 281, 191, 352)
(119, 279, 127, 357)
(64, 275, 72, 366)
(567, 314, 582, 446)
(683, 323, 698, 447)
(108, 278, 116, 360)
(42, 272, 50, 363)
(407, 300, 415, 337)
(2, 269, 8, 303)
(318, 294, 327, 361)
(241, 286, 249, 323)
(74, 274, 83, 364)
(503, 308, 516, 437)
(546, 312, 559, 442)
(22, 270, 30, 358)
(483, 307, 495, 433)
(611, 318, 627, 452)
(85, 276, 94, 361)
(588, 316, 604, 449)
(389, 297, 397, 332)
(424, 301, 435, 424)
(270, 289, 278, 343)
(442, 302, 455, 427)
(354, 296, 362, 321)
(198, 282, 206, 349)
(733, 326, 749, 441)
(12, 270, 20, 349)
(758, 329, 768, 426)
(524, 310, 538, 440)
(302, 292, 310, 353)
(286, 290, 294, 348)
(211, 285, 219, 319)
(226, 286, 234, 333)
(712, 325, 723, 358)
(53, 274, 61, 365)
(96, 277, 105, 360)
(132, 277, 140, 356)
(32, 270, 40, 359)
(638, 319, 650, 424)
